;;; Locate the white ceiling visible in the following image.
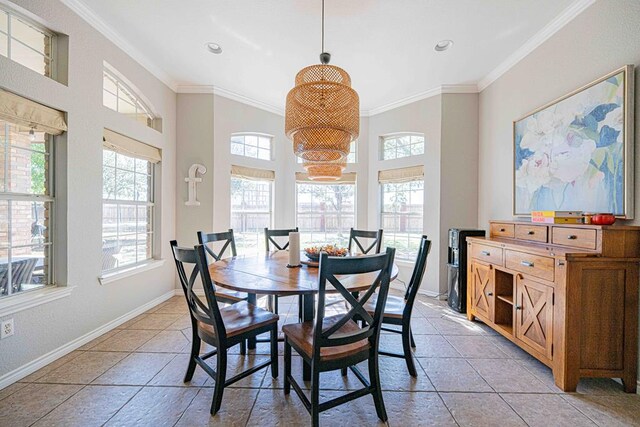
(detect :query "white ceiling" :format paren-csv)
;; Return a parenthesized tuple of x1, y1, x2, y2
(71, 0, 584, 114)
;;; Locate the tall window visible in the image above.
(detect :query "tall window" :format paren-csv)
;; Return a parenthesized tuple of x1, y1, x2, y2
(103, 67, 158, 130)
(296, 177, 356, 248)
(230, 176, 272, 254)
(379, 167, 424, 260)
(380, 133, 424, 160)
(102, 131, 159, 272)
(297, 141, 357, 164)
(0, 120, 53, 297)
(231, 134, 272, 160)
(0, 6, 54, 78)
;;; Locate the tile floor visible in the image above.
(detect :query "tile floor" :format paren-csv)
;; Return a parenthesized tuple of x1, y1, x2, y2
(1, 294, 639, 426)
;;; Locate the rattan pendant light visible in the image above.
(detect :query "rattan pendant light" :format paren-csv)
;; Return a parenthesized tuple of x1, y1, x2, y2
(303, 158, 347, 181)
(285, 0, 359, 167)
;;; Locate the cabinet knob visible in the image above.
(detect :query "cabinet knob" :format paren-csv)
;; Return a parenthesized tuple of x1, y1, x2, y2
(527, 231, 535, 235)
(515, 305, 522, 310)
(486, 292, 493, 296)
(481, 251, 491, 256)
(499, 228, 505, 232)
(520, 260, 534, 267)
(567, 235, 577, 240)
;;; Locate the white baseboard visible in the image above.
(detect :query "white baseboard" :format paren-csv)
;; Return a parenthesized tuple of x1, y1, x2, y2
(0, 289, 176, 390)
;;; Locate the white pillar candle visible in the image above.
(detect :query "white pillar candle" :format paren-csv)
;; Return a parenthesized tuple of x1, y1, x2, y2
(288, 231, 301, 267)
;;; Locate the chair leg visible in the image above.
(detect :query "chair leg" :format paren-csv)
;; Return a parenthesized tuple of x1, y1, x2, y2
(270, 325, 279, 378)
(410, 329, 416, 348)
(274, 295, 279, 314)
(368, 351, 388, 422)
(211, 349, 227, 415)
(311, 366, 320, 427)
(267, 295, 274, 312)
(297, 295, 303, 321)
(284, 338, 291, 394)
(184, 331, 201, 382)
(341, 367, 348, 377)
(402, 323, 418, 377)
(240, 339, 247, 355)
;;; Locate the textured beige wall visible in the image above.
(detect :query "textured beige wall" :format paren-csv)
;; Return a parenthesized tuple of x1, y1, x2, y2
(0, 0, 177, 377)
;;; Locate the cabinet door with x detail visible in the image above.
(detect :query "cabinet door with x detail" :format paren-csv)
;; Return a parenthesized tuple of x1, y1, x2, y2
(515, 275, 554, 359)
(471, 262, 494, 321)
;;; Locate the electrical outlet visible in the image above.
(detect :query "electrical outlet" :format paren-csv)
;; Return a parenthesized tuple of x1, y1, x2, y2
(1, 319, 14, 339)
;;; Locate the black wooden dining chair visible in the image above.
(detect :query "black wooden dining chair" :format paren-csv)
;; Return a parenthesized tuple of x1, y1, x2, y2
(348, 228, 383, 254)
(363, 235, 431, 376)
(197, 229, 249, 305)
(170, 241, 279, 415)
(264, 227, 301, 316)
(283, 247, 396, 427)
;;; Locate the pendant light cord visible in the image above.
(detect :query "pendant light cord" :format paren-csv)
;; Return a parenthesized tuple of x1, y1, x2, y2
(321, 0, 325, 53)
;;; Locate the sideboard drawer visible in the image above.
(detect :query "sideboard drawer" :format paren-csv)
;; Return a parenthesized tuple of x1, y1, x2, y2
(471, 243, 503, 265)
(552, 227, 597, 250)
(515, 224, 548, 243)
(490, 222, 515, 238)
(505, 250, 555, 282)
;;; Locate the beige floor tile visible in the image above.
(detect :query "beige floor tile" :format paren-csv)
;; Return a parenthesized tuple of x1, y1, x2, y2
(148, 353, 210, 387)
(19, 351, 85, 383)
(407, 316, 439, 334)
(105, 386, 198, 426)
(574, 378, 630, 395)
(92, 329, 159, 352)
(0, 382, 28, 401)
(127, 313, 182, 330)
(92, 353, 176, 385)
(116, 314, 148, 329)
(136, 330, 190, 353)
(440, 392, 527, 427)
(486, 335, 532, 359)
(175, 387, 259, 426)
(32, 385, 140, 427)
(77, 330, 120, 351)
(418, 358, 493, 392)
(202, 354, 269, 389)
(165, 314, 192, 330)
(517, 357, 563, 392)
(561, 394, 640, 427)
(152, 300, 189, 315)
(429, 315, 489, 335)
(35, 351, 128, 384)
(468, 359, 553, 393)
(361, 356, 435, 392)
(0, 383, 82, 427)
(501, 393, 596, 427)
(444, 335, 509, 359)
(385, 391, 457, 426)
(410, 334, 462, 358)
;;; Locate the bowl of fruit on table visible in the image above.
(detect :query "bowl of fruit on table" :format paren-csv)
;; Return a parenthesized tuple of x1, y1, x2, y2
(303, 245, 349, 261)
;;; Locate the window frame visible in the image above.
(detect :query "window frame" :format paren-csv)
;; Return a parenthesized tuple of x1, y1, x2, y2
(378, 178, 424, 261)
(102, 67, 159, 131)
(295, 181, 357, 248)
(230, 133, 274, 161)
(379, 133, 425, 161)
(230, 176, 274, 254)
(101, 148, 157, 274)
(0, 121, 56, 298)
(0, 5, 57, 79)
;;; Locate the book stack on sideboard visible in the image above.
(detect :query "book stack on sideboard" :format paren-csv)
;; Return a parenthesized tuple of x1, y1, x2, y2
(466, 220, 639, 392)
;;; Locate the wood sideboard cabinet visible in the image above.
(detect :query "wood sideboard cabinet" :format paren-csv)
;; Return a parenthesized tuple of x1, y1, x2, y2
(466, 220, 639, 392)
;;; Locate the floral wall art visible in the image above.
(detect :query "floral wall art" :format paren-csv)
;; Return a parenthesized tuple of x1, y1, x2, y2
(514, 65, 634, 217)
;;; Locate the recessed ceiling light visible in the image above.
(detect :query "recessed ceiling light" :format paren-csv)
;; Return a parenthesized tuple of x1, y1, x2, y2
(206, 42, 223, 54)
(434, 40, 453, 52)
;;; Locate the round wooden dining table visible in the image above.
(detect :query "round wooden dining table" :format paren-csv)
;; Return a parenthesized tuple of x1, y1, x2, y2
(208, 250, 399, 380)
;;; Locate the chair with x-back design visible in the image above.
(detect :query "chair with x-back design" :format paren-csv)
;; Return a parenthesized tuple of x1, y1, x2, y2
(283, 247, 396, 427)
(348, 228, 383, 255)
(264, 227, 301, 316)
(197, 230, 250, 305)
(170, 241, 278, 415)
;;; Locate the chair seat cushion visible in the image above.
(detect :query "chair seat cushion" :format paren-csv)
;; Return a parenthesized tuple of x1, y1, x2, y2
(197, 301, 279, 342)
(363, 293, 405, 319)
(214, 289, 248, 303)
(282, 315, 370, 361)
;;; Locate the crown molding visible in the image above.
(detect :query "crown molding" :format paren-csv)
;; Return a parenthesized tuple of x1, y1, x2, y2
(176, 85, 215, 94)
(176, 85, 285, 116)
(477, 0, 596, 91)
(60, 0, 178, 91)
(365, 84, 479, 117)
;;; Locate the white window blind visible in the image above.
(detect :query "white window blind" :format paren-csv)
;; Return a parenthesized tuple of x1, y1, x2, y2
(378, 166, 424, 183)
(103, 129, 161, 164)
(231, 165, 275, 181)
(0, 89, 67, 135)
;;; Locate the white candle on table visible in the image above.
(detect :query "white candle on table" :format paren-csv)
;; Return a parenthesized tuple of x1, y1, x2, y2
(289, 232, 300, 267)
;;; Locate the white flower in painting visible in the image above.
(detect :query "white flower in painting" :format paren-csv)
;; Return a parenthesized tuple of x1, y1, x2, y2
(521, 110, 564, 153)
(549, 133, 596, 183)
(598, 106, 623, 132)
(589, 170, 605, 189)
(516, 151, 551, 193)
